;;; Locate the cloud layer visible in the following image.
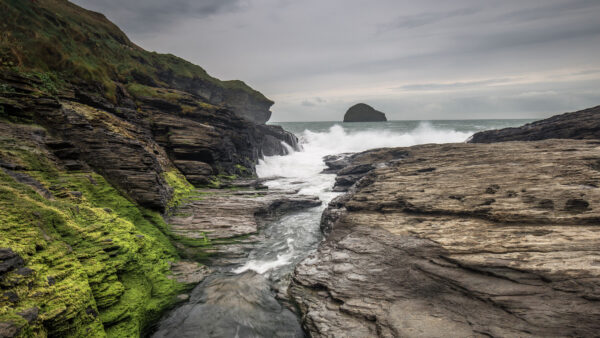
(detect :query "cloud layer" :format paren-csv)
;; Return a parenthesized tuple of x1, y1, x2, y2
(72, 0, 600, 121)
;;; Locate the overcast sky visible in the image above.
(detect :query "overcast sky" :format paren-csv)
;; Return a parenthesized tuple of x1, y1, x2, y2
(72, 0, 600, 121)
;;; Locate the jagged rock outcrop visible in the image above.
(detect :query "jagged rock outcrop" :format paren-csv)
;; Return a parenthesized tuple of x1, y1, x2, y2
(291, 140, 600, 337)
(343, 103, 387, 122)
(469, 105, 600, 143)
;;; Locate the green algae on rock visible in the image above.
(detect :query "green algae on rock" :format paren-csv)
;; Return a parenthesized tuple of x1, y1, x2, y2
(0, 121, 192, 337)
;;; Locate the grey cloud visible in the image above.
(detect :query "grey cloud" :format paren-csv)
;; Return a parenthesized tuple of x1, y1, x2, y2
(398, 78, 515, 91)
(379, 7, 480, 32)
(301, 97, 327, 107)
(492, 0, 600, 25)
(71, 0, 242, 33)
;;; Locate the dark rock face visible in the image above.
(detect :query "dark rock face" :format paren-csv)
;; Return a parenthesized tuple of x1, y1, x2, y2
(0, 248, 24, 281)
(256, 124, 299, 156)
(343, 103, 387, 122)
(291, 140, 600, 337)
(324, 148, 409, 191)
(469, 105, 600, 143)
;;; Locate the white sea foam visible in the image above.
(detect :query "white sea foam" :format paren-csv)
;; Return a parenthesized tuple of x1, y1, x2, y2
(257, 122, 472, 179)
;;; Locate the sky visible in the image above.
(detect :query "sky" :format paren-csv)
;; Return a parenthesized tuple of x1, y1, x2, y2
(71, 0, 600, 121)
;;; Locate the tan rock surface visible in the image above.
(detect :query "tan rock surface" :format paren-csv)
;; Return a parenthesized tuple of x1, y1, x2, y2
(167, 184, 321, 265)
(291, 139, 600, 337)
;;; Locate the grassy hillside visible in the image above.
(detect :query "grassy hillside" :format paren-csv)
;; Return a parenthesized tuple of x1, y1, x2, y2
(0, 0, 268, 102)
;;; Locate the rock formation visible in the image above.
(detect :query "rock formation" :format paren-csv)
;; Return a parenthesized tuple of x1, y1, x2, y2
(469, 105, 600, 143)
(291, 140, 600, 337)
(343, 103, 387, 122)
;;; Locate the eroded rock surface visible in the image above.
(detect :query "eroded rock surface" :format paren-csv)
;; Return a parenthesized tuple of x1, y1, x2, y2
(291, 140, 600, 337)
(469, 105, 600, 143)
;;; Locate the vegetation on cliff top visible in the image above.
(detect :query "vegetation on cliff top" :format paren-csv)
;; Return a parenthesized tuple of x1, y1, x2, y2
(0, 0, 270, 103)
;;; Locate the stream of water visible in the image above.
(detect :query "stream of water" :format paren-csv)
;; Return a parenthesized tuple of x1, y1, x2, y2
(153, 120, 533, 337)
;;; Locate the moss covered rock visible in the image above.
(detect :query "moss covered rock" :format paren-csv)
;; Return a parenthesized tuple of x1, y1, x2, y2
(0, 121, 192, 337)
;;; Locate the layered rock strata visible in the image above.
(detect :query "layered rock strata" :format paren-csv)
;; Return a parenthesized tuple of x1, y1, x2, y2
(1, 72, 297, 209)
(291, 140, 600, 337)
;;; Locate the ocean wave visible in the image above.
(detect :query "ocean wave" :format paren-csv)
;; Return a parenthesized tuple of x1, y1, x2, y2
(256, 122, 474, 179)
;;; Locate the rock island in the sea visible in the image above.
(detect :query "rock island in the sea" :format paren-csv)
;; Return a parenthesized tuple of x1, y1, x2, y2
(343, 103, 387, 122)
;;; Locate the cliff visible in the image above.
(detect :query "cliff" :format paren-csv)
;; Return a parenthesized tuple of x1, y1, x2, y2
(0, 0, 274, 124)
(469, 105, 600, 143)
(343, 103, 387, 122)
(291, 140, 600, 337)
(0, 0, 298, 336)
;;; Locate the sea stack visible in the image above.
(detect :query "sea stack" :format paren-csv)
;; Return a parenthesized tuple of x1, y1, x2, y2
(343, 103, 387, 122)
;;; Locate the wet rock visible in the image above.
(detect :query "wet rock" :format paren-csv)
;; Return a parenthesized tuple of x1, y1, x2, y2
(168, 261, 210, 285)
(3, 291, 19, 303)
(291, 139, 600, 337)
(469, 105, 600, 143)
(15, 267, 34, 276)
(0, 248, 24, 278)
(256, 124, 300, 156)
(153, 271, 303, 338)
(329, 148, 408, 192)
(322, 153, 354, 173)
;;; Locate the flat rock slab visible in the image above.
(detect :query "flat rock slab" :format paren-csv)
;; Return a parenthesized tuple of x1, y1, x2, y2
(291, 139, 600, 337)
